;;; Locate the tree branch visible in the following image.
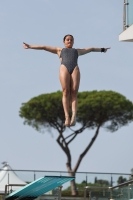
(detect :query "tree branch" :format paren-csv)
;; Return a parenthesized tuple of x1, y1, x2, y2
(73, 124, 101, 172)
(56, 134, 72, 172)
(67, 125, 87, 144)
(62, 124, 87, 145)
(49, 119, 65, 132)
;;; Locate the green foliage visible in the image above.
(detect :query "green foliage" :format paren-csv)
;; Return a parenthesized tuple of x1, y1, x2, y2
(61, 189, 83, 197)
(117, 176, 127, 184)
(129, 168, 133, 180)
(131, 168, 133, 174)
(20, 90, 133, 133)
(94, 178, 110, 186)
(19, 91, 65, 132)
(64, 180, 109, 191)
(77, 90, 133, 131)
(61, 180, 109, 196)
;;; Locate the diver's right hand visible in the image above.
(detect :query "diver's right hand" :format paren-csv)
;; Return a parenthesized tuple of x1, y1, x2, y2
(23, 42, 30, 49)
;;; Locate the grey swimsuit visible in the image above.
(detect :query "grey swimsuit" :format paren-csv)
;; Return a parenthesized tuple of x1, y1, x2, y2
(60, 48, 78, 74)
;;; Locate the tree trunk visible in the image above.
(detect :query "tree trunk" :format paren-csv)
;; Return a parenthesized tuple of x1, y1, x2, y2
(68, 126, 101, 195)
(69, 172, 78, 196)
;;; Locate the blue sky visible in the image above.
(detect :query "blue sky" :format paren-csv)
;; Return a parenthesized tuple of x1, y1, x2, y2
(0, 0, 133, 180)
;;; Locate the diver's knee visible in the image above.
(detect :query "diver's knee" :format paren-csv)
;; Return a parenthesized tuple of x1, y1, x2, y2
(71, 89, 78, 98)
(63, 88, 70, 97)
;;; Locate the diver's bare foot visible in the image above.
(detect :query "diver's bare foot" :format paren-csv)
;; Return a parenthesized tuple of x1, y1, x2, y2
(64, 116, 70, 127)
(70, 113, 76, 126)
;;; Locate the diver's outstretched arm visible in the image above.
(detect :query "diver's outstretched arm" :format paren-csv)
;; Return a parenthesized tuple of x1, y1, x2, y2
(23, 42, 61, 54)
(77, 47, 111, 56)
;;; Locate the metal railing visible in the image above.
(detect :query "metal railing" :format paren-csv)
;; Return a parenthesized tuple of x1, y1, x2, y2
(109, 179, 133, 200)
(83, 179, 133, 200)
(1, 174, 133, 200)
(5, 184, 26, 196)
(123, 0, 128, 30)
(109, 179, 133, 190)
(1, 168, 132, 199)
(0, 169, 131, 187)
(0, 169, 131, 186)
(84, 186, 109, 200)
(123, 0, 133, 30)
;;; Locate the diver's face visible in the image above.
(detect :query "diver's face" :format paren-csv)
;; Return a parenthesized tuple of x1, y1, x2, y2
(64, 36, 74, 48)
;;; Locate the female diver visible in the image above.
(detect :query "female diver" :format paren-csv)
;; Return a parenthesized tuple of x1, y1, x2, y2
(23, 34, 110, 127)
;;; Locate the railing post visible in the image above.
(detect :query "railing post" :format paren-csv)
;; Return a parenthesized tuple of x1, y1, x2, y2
(84, 186, 90, 200)
(123, 0, 126, 30)
(89, 191, 91, 200)
(34, 171, 36, 181)
(109, 189, 112, 200)
(5, 185, 8, 197)
(86, 174, 87, 186)
(84, 187, 87, 200)
(58, 186, 63, 200)
(123, 0, 129, 30)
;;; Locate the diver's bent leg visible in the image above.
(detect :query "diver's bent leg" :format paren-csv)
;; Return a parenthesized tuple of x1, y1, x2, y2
(70, 66, 80, 126)
(59, 65, 71, 126)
